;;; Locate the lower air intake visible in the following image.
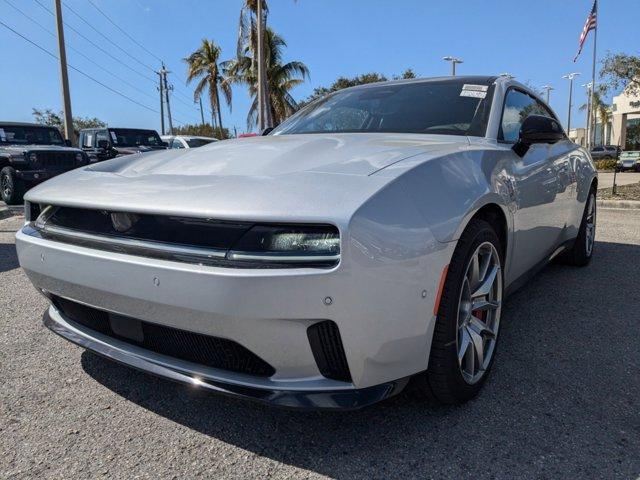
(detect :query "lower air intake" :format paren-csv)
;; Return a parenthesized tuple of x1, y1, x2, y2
(307, 320, 352, 382)
(51, 296, 275, 377)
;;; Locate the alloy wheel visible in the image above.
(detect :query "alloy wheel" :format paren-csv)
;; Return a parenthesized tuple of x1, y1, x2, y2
(585, 193, 596, 256)
(456, 241, 502, 385)
(1, 174, 10, 200)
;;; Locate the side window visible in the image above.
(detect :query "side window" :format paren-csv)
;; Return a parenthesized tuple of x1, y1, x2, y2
(95, 131, 109, 145)
(83, 133, 94, 148)
(592, 147, 603, 152)
(172, 139, 185, 149)
(500, 90, 550, 143)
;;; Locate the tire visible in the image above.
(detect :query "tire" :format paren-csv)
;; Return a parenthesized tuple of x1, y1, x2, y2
(0, 166, 24, 205)
(560, 188, 596, 267)
(415, 219, 504, 404)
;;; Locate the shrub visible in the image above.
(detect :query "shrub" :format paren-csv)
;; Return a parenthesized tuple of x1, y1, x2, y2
(594, 159, 617, 171)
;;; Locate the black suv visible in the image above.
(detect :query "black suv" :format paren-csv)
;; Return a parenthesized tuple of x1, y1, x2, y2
(0, 122, 89, 205)
(79, 127, 167, 162)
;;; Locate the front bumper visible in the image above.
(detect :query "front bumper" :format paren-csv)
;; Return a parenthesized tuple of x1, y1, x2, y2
(43, 306, 405, 409)
(15, 169, 68, 183)
(16, 206, 449, 408)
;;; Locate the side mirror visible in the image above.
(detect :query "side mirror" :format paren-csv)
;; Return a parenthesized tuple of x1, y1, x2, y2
(64, 139, 72, 147)
(97, 139, 110, 150)
(514, 115, 565, 156)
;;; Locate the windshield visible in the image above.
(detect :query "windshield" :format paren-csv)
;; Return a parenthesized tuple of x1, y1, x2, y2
(0, 125, 65, 145)
(108, 128, 162, 147)
(272, 80, 494, 137)
(186, 138, 215, 148)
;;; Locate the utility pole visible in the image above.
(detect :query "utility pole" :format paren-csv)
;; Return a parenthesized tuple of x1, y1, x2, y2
(54, 0, 74, 143)
(541, 85, 554, 104)
(156, 69, 165, 135)
(160, 64, 173, 135)
(197, 97, 205, 127)
(563, 72, 580, 135)
(443, 56, 463, 76)
(256, 0, 272, 131)
(256, 0, 265, 131)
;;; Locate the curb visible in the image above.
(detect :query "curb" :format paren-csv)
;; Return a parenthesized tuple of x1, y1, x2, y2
(597, 199, 640, 209)
(0, 205, 24, 220)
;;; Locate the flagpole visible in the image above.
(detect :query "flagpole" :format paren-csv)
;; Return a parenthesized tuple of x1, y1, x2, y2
(589, 1, 598, 148)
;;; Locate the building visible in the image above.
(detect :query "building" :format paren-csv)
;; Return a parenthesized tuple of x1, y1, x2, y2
(569, 127, 587, 147)
(609, 87, 640, 150)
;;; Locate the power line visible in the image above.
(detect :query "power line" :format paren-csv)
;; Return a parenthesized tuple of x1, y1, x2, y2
(62, 0, 156, 73)
(0, 19, 160, 114)
(3, 0, 159, 105)
(32, 0, 156, 85)
(86, 0, 162, 63)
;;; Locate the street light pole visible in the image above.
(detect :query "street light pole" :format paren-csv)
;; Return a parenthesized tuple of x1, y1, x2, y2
(581, 82, 593, 149)
(442, 56, 463, 76)
(54, 0, 74, 143)
(541, 85, 554, 105)
(563, 72, 580, 135)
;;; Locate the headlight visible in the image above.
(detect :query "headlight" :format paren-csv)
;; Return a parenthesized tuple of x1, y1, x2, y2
(228, 225, 340, 266)
(28, 152, 38, 163)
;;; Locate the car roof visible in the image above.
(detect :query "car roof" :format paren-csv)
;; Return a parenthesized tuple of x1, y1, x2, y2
(340, 75, 501, 92)
(0, 121, 57, 128)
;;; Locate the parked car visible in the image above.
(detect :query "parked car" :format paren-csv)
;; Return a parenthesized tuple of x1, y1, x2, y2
(616, 151, 640, 172)
(0, 122, 89, 204)
(590, 145, 620, 160)
(161, 135, 218, 149)
(17, 76, 597, 409)
(79, 127, 167, 162)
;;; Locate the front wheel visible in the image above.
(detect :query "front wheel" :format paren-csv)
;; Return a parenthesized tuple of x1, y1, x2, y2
(0, 167, 24, 205)
(416, 219, 503, 404)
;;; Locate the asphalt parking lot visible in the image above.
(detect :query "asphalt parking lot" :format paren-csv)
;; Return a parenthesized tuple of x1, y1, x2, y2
(1, 209, 639, 479)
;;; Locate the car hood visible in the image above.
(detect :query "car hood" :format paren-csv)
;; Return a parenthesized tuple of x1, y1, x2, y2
(1, 144, 82, 154)
(25, 133, 470, 222)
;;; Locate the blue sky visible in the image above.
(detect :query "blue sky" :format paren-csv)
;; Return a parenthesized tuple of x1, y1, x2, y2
(1, 0, 637, 134)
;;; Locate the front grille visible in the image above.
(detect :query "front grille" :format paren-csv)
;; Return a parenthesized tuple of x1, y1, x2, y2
(38, 152, 77, 169)
(307, 320, 352, 382)
(51, 296, 276, 377)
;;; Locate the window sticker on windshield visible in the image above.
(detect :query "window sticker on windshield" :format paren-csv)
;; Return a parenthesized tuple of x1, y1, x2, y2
(460, 89, 487, 98)
(0, 129, 5, 141)
(110, 131, 118, 143)
(462, 84, 488, 92)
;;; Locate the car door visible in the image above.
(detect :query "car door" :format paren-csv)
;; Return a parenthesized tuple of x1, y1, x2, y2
(500, 88, 572, 281)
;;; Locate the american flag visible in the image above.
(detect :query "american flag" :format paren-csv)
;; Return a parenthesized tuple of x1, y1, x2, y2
(573, 0, 598, 62)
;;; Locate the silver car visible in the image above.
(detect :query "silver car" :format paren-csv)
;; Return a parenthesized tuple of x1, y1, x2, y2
(16, 76, 597, 409)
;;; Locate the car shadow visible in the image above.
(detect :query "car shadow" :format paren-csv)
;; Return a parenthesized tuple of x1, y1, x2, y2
(0, 242, 19, 273)
(81, 240, 640, 478)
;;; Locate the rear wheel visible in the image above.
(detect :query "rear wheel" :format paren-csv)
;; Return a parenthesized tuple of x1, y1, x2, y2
(416, 219, 503, 404)
(0, 167, 24, 205)
(560, 189, 596, 266)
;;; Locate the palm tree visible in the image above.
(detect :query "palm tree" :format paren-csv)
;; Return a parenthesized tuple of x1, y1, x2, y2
(223, 28, 308, 129)
(580, 88, 611, 145)
(184, 39, 232, 133)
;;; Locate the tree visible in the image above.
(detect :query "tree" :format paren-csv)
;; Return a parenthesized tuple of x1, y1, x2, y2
(393, 68, 417, 80)
(600, 53, 640, 96)
(224, 28, 309, 128)
(300, 72, 388, 107)
(172, 123, 230, 139)
(184, 39, 232, 131)
(579, 87, 611, 145)
(32, 108, 105, 136)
